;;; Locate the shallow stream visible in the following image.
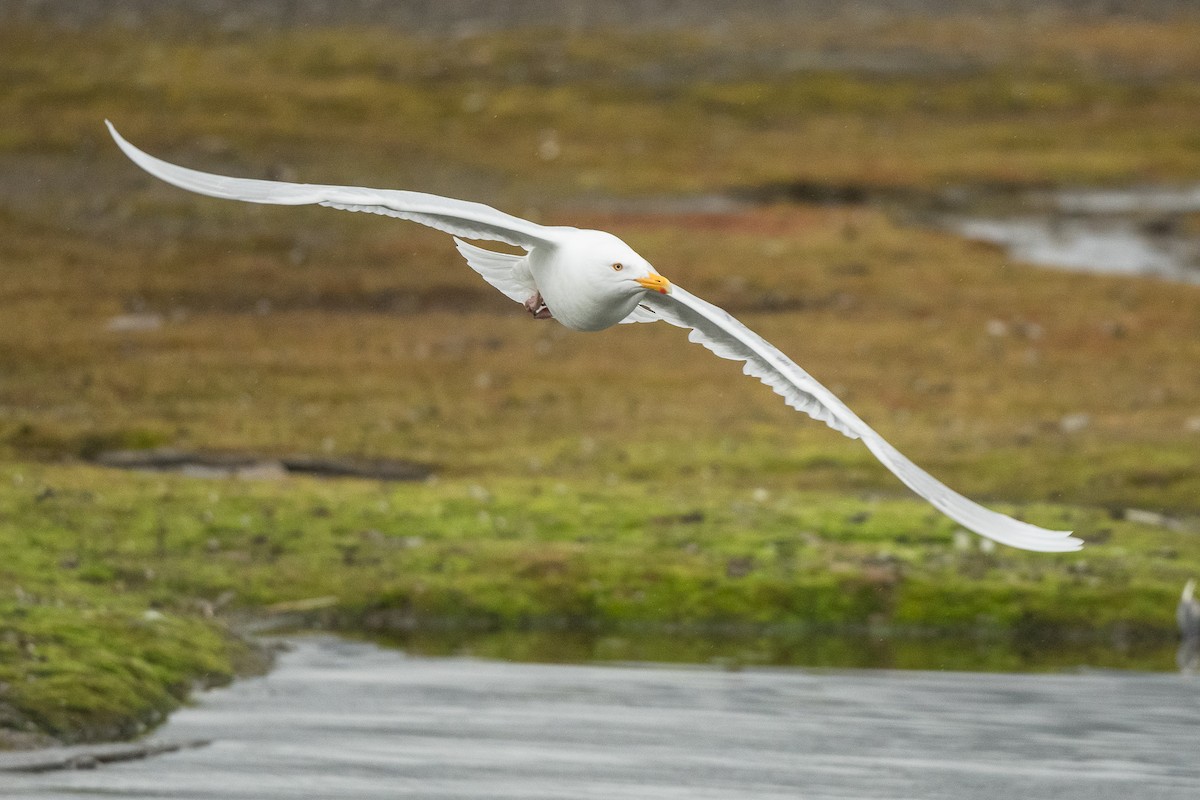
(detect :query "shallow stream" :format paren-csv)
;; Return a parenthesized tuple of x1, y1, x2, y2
(7, 636, 1199, 799)
(943, 183, 1200, 283)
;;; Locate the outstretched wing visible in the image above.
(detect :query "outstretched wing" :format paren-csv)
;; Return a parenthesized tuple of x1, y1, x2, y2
(106, 121, 559, 249)
(640, 285, 1083, 553)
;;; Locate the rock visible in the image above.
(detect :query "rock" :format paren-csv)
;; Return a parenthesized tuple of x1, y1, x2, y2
(93, 448, 434, 482)
(1059, 413, 1091, 434)
(725, 556, 754, 579)
(105, 312, 163, 332)
(1124, 508, 1167, 527)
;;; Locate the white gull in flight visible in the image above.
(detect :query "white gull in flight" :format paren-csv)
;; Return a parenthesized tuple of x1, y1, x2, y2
(106, 121, 1082, 553)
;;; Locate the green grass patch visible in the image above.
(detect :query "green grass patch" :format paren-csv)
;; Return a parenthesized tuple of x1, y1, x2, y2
(1, 461, 1195, 746)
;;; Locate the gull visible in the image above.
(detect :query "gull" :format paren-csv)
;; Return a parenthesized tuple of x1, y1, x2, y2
(106, 121, 1082, 553)
(1179, 579, 1200, 672)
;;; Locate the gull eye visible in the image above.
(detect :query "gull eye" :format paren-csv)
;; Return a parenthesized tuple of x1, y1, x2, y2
(612, 262, 624, 271)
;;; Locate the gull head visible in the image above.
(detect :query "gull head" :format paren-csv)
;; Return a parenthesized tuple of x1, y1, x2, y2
(540, 229, 671, 331)
(567, 229, 669, 296)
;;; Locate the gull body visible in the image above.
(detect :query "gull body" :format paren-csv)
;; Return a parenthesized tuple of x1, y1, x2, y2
(528, 229, 660, 331)
(105, 121, 1083, 553)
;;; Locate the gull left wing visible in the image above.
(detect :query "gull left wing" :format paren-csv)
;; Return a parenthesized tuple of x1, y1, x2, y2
(639, 286, 1083, 553)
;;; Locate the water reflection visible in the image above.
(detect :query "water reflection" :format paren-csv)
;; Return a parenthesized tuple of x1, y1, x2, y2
(1179, 638, 1199, 673)
(361, 627, 1183, 673)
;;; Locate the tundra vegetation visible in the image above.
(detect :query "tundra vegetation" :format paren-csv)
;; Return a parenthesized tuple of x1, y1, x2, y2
(1, 9, 1199, 746)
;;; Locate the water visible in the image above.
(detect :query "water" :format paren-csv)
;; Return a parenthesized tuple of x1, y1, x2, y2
(955, 216, 1200, 283)
(948, 184, 1200, 284)
(7, 636, 1200, 799)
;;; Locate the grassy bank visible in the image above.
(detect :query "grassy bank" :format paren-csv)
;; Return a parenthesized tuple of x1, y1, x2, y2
(2, 10, 1200, 746)
(0, 461, 1195, 747)
(0, 465, 1147, 632)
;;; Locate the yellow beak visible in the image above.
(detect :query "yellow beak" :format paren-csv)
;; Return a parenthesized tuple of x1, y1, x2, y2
(636, 273, 671, 294)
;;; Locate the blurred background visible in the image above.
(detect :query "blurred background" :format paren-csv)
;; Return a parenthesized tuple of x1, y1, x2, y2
(2, 0, 1200, 753)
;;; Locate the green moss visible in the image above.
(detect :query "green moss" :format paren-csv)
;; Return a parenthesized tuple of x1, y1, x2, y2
(0, 455, 1196, 744)
(0, 602, 255, 745)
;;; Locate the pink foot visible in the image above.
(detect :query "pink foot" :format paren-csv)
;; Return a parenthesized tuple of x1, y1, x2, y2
(523, 292, 553, 319)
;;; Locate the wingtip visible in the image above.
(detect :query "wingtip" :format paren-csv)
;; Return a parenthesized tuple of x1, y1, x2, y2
(1024, 526, 1085, 553)
(1032, 530, 1085, 553)
(1056, 528, 1085, 551)
(970, 522, 1083, 553)
(1061, 535, 1085, 553)
(105, 119, 136, 157)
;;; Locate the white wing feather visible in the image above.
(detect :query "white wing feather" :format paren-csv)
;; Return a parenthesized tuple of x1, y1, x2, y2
(106, 121, 557, 249)
(641, 286, 1083, 553)
(618, 303, 663, 325)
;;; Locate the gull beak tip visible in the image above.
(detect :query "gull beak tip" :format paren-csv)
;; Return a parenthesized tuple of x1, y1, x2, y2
(637, 274, 671, 295)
